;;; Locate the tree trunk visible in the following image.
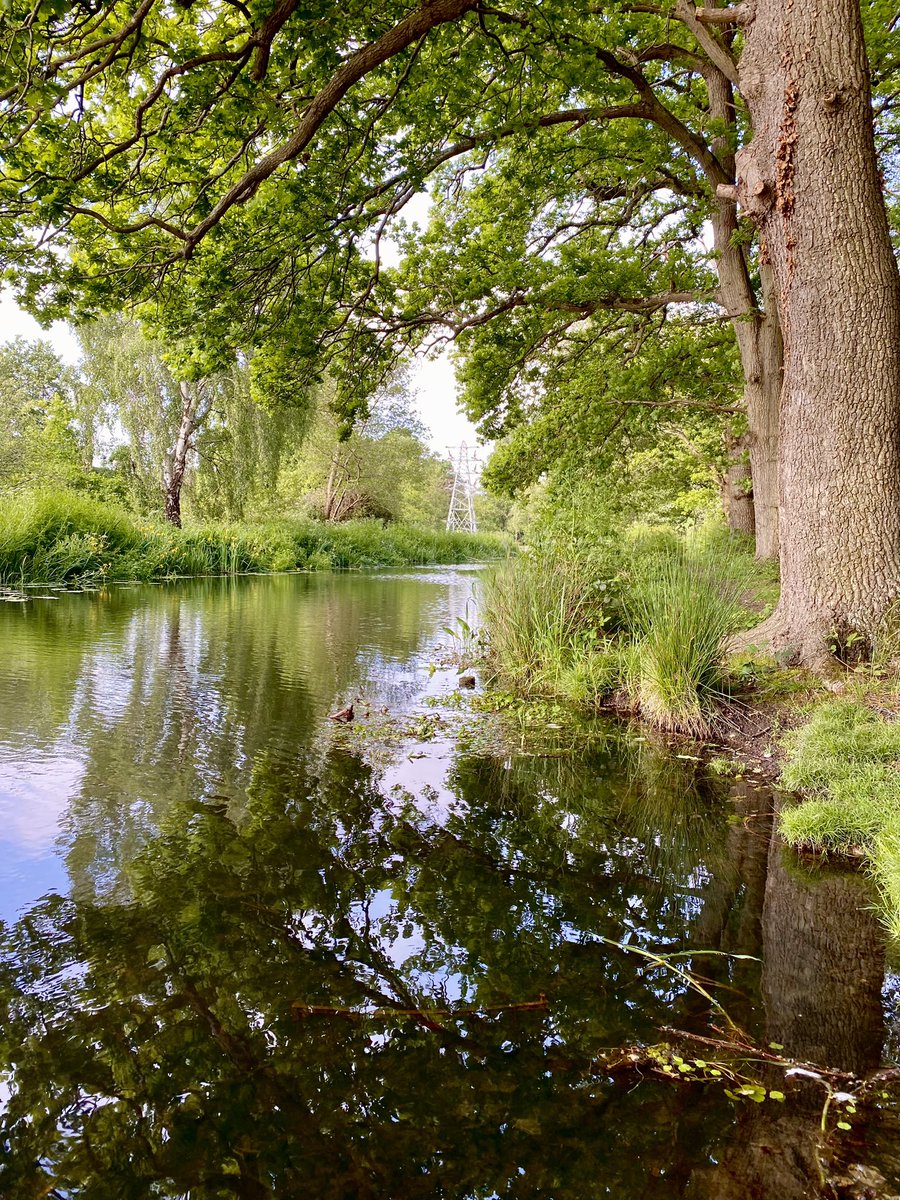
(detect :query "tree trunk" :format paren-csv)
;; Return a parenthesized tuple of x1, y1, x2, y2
(719, 435, 756, 536)
(745, 263, 783, 561)
(164, 481, 182, 527)
(323, 453, 344, 521)
(162, 380, 196, 529)
(735, 0, 900, 662)
(707, 70, 783, 561)
(715, 240, 782, 560)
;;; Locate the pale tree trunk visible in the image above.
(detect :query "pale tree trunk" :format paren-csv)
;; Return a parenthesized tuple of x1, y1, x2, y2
(323, 455, 340, 521)
(163, 380, 198, 529)
(323, 451, 352, 521)
(734, 0, 900, 662)
(322, 444, 362, 521)
(707, 70, 783, 560)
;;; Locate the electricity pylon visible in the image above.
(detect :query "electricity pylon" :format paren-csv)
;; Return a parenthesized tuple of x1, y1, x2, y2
(446, 443, 478, 533)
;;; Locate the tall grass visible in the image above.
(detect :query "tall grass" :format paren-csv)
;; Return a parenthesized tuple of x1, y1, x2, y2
(626, 551, 748, 735)
(0, 489, 506, 585)
(481, 537, 748, 730)
(480, 546, 616, 698)
(779, 701, 900, 938)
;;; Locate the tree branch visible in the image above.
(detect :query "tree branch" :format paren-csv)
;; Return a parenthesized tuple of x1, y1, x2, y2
(182, 0, 480, 256)
(673, 0, 739, 85)
(694, 4, 752, 25)
(589, 46, 731, 186)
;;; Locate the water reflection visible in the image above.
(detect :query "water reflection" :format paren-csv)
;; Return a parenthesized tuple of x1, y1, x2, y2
(688, 826, 889, 1200)
(0, 571, 477, 910)
(0, 571, 896, 1197)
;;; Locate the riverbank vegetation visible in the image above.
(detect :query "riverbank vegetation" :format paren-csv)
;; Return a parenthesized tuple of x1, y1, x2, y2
(0, 322, 509, 582)
(0, 490, 503, 586)
(780, 703, 900, 938)
(479, 478, 900, 931)
(480, 466, 778, 730)
(0, 327, 509, 537)
(483, 535, 763, 730)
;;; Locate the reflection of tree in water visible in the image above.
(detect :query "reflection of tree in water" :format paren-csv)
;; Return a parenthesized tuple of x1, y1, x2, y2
(0, 720, 894, 1197)
(0, 573, 455, 902)
(688, 819, 890, 1200)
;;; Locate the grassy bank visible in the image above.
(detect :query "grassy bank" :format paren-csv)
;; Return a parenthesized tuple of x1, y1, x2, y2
(779, 701, 900, 937)
(0, 490, 506, 585)
(481, 523, 900, 932)
(480, 529, 760, 735)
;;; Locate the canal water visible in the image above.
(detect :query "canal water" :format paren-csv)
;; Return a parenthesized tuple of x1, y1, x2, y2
(0, 568, 897, 1197)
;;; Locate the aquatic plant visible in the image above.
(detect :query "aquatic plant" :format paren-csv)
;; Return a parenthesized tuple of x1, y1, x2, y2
(626, 551, 748, 735)
(480, 544, 615, 699)
(479, 531, 751, 731)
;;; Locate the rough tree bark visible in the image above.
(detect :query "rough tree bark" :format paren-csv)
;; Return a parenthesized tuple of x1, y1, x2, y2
(733, 0, 900, 662)
(707, 70, 783, 560)
(719, 433, 756, 536)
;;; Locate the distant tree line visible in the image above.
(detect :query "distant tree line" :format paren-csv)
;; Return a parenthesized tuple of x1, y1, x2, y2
(0, 320, 507, 532)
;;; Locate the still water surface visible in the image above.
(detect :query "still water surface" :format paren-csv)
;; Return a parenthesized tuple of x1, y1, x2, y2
(0, 568, 897, 1198)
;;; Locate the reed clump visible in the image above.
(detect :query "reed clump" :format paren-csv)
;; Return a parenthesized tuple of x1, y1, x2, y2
(480, 545, 618, 700)
(481, 535, 748, 732)
(626, 552, 747, 735)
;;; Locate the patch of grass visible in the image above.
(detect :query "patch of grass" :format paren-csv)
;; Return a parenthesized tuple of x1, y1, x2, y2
(728, 655, 825, 705)
(779, 700, 900, 936)
(626, 551, 748, 736)
(0, 489, 506, 585)
(480, 546, 616, 701)
(692, 521, 781, 630)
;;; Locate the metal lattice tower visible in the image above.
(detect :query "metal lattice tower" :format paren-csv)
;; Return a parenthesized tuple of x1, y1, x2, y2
(446, 443, 478, 533)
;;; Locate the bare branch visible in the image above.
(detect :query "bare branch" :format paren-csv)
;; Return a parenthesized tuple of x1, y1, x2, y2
(673, 0, 739, 85)
(694, 4, 752, 25)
